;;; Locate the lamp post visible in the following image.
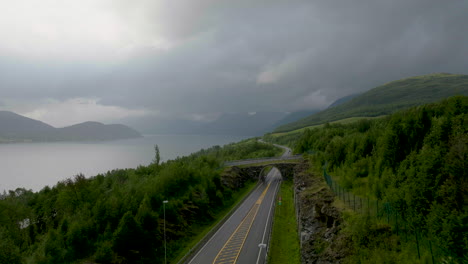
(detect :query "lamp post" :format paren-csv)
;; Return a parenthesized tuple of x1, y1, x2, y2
(163, 200, 168, 264)
(257, 243, 267, 264)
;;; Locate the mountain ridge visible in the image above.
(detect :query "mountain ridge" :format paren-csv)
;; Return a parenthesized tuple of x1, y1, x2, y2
(0, 111, 142, 142)
(274, 73, 468, 132)
(120, 111, 290, 136)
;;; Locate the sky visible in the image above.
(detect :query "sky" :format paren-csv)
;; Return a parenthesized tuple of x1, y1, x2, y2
(0, 0, 467, 127)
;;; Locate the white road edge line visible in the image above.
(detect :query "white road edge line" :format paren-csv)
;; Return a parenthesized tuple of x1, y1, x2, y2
(256, 170, 281, 264)
(188, 183, 263, 264)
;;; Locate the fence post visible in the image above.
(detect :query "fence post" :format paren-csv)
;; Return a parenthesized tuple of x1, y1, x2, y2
(338, 185, 341, 201)
(360, 197, 362, 214)
(340, 186, 343, 201)
(404, 221, 408, 242)
(343, 187, 346, 204)
(415, 229, 421, 260)
(395, 211, 398, 235)
(387, 204, 390, 224)
(353, 193, 356, 211)
(367, 197, 370, 216)
(377, 200, 379, 218)
(429, 239, 435, 264)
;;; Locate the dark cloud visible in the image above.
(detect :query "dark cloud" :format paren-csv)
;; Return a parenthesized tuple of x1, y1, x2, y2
(1, 0, 467, 123)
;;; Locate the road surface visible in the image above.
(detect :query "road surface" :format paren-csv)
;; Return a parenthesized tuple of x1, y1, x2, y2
(224, 141, 296, 167)
(259, 139, 292, 158)
(188, 168, 282, 264)
(224, 155, 301, 167)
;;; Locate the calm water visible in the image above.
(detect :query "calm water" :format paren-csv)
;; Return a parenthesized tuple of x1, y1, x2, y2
(0, 134, 248, 192)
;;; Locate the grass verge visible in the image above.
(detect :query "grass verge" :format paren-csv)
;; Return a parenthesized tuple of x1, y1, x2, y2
(236, 159, 302, 168)
(170, 180, 258, 264)
(271, 115, 387, 137)
(268, 180, 300, 264)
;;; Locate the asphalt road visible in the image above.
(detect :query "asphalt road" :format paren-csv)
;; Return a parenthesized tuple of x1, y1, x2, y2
(224, 142, 296, 167)
(188, 168, 282, 264)
(224, 155, 301, 167)
(276, 144, 292, 158)
(259, 139, 292, 158)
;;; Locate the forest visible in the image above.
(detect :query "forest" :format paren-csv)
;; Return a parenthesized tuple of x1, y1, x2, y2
(0, 139, 282, 263)
(267, 96, 467, 262)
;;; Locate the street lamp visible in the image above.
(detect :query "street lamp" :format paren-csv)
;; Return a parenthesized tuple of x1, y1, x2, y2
(163, 200, 169, 264)
(257, 243, 267, 264)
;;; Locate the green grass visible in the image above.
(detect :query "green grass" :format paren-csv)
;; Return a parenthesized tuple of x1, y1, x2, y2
(236, 159, 302, 168)
(275, 73, 468, 132)
(268, 180, 300, 264)
(271, 116, 386, 137)
(170, 180, 258, 264)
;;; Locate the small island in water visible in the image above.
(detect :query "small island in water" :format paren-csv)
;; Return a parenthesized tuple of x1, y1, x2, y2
(0, 111, 141, 143)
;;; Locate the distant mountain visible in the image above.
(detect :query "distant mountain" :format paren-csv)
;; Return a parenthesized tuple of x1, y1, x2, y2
(271, 110, 320, 128)
(0, 111, 141, 142)
(275, 73, 468, 132)
(200, 112, 288, 136)
(58, 122, 141, 141)
(122, 112, 289, 136)
(327, 93, 360, 108)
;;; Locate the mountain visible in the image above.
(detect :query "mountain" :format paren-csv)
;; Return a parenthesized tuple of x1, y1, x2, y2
(200, 112, 288, 136)
(0, 111, 57, 142)
(121, 112, 289, 136)
(275, 73, 468, 132)
(58, 122, 142, 141)
(271, 110, 320, 128)
(327, 93, 360, 108)
(0, 111, 141, 142)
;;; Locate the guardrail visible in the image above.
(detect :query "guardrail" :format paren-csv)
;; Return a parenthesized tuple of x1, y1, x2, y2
(224, 155, 303, 166)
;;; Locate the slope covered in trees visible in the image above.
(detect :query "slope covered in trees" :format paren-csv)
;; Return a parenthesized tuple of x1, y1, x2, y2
(0, 140, 282, 263)
(266, 96, 468, 261)
(275, 73, 468, 133)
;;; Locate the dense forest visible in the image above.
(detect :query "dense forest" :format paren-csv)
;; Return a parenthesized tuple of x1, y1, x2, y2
(0, 139, 282, 263)
(267, 96, 468, 261)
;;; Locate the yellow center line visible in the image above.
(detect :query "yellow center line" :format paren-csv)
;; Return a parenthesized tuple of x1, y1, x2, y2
(212, 183, 271, 264)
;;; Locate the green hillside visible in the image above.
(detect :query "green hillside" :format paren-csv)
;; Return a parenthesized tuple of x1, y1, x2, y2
(275, 73, 468, 132)
(265, 96, 468, 262)
(0, 140, 282, 264)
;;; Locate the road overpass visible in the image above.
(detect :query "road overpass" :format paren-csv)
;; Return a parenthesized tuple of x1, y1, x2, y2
(185, 144, 301, 264)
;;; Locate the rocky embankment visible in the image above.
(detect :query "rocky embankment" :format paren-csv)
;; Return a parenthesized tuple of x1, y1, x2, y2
(294, 161, 352, 263)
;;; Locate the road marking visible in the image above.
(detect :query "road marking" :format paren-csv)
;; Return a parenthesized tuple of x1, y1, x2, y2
(256, 173, 281, 264)
(213, 183, 271, 264)
(188, 184, 263, 264)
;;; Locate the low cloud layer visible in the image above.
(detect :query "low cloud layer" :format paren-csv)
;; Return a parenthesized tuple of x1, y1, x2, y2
(0, 0, 467, 125)
(22, 98, 153, 127)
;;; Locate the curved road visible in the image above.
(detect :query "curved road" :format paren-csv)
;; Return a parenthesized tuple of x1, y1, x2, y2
(188, 168, 282, 264)
(259, 139, 292, 158)
(224, 142, 295, 167)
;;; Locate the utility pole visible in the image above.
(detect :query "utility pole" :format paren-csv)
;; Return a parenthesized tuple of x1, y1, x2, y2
(163, 200, 169, 264)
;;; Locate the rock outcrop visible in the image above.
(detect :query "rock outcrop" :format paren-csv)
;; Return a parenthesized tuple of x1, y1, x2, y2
(294, 161, 352, 264)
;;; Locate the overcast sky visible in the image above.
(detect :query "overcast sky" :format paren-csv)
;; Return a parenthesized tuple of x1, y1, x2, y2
(0, 0, 467, 127)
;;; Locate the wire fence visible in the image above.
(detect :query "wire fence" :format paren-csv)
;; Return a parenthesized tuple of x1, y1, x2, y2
(323, 168, 464, 264)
